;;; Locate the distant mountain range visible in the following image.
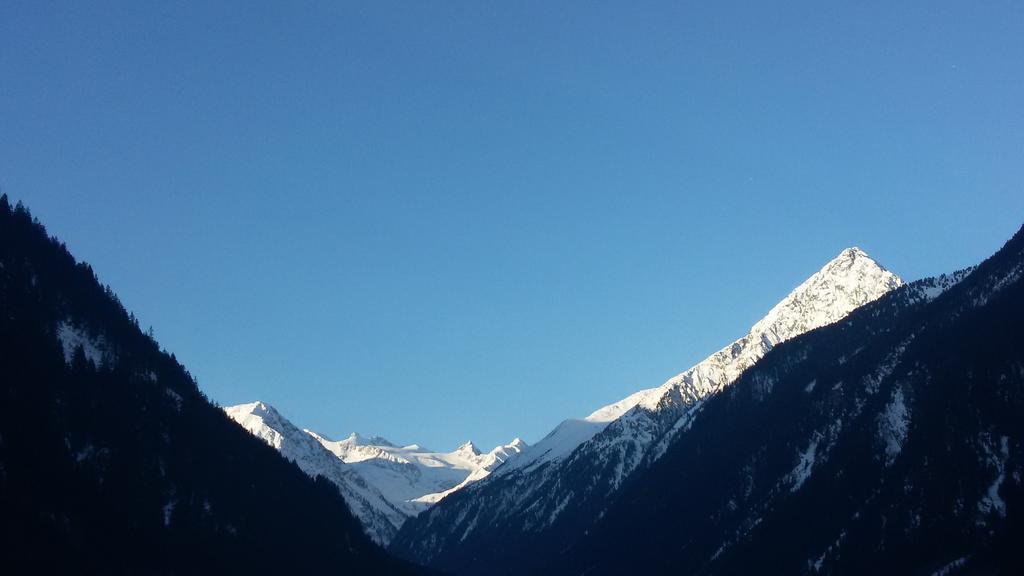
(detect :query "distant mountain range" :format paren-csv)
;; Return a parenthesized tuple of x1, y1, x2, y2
(224, 400, 524, 544)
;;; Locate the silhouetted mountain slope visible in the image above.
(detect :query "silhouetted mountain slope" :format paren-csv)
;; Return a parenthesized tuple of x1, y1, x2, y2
(551, 226, 1024, 575)
(0, 196, 423, 575)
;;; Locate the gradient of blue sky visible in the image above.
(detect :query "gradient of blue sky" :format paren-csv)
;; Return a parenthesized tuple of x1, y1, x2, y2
(2, 1, 1023, 450)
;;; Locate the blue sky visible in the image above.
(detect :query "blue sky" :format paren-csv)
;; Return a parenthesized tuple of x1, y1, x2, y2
(2, 1, 1022, 450)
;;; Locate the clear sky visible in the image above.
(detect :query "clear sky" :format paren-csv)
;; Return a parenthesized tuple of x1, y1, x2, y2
(2, 1, 1023, 450)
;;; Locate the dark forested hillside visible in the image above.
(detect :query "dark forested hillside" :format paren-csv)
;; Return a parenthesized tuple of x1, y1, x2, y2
(0, 196, 423, 574)
(549, 227, 1024, 575)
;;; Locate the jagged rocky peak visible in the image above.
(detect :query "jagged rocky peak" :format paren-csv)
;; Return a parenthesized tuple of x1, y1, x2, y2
(483, 438, 528, 468)
(633, 246, 903, 413)
(827, 246, 895, 283)
(225, 400, 287, 429)
(748, 246, 903, 345)
(485, 437, 527, 459)
(455, 440, 481, 457)
(502, 247, 905, 473)
(231, 400, 273, 415)
(838, 245, 867, 259)
(324, 431, 398, 448)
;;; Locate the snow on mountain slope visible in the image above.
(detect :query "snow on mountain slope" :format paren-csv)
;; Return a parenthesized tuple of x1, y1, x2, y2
(582, 248, 902, 483)
(56, 320, 111, 367)
(224, 401, 405, 545)
(392, 247, 906, 572)
(505, 247, 903, 476)
(501, 390, 649, 473)
(224, 402, 525, 544)
(307, 431, 527, 516)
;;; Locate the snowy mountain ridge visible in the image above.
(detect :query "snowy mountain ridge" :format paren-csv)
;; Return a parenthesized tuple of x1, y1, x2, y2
(223, 401, 525, 544)
(392, 247, 907, 570)
(503, 247, 903, 475)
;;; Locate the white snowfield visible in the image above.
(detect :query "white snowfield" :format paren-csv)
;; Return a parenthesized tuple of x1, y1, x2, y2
(224, 401, 524, 545)
(308, 430, 525, 512)
(504, 247, 904, 476)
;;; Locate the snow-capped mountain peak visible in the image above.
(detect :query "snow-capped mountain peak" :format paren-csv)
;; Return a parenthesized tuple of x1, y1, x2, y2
(224, 401, 301, 451)
(615, 246, 900, 415)
(747, 246, 901, 348)
(224, 401, 406, 545)
(455, 440, 481, 457)
(480, 438, 528, 468)
(501, 248, 902, 473)
(229, 399, 273, 417)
